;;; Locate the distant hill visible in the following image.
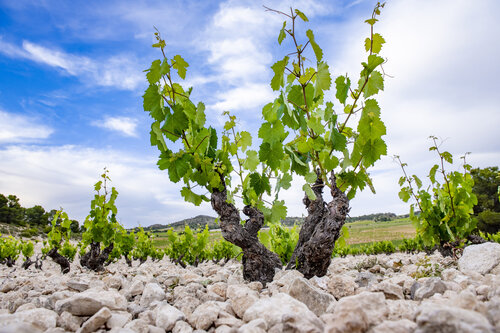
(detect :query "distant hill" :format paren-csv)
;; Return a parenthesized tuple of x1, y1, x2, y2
(139, 211, 407, 234)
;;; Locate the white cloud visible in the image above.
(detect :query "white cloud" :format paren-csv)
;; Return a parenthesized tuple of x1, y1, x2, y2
(0, 110, 53, 144)
(0, 39, 144, 91)
(0, 145, 212, 228)
(92, 116, 139, 137)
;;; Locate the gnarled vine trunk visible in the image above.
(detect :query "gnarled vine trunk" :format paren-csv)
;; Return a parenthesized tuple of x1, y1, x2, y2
(287, 172, 349, 278)
(211, 187, 281, 285)
(80, 242, 114, 272)
(47, 248, 70, 274)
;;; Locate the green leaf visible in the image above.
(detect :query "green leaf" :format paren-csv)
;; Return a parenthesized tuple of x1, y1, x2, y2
(258, 121, 287, 144)
(172, 55, 189, 79)
(429, 164, 439, 184)
(315, 61, 331, 95)
(299, 67, 316, 85)
(441, 151, 453, 164)
(364, 33, 385, 54)
(151, 121, 168, 151)
(259, 141, 284, 170)
(362, 54, 384, 74)
(319, 150, 339, 170)
(361, 138, 387, 167)
(330, 125, 347, 151)
(181, 187, 203, 206)
(357, 99, 386, 140)
(278, 21, 287, 45)
(239, 131, 252, 151)
(168, 154, 190, 183)
(146, 59, 162, 84)
(335, 76, 350, 104)
(360, 70, 384, 98)
(243, 150, 259, 171)
(143, 84, 164, 121)
(270, 200, 287, 223)
(398, 188, 410, 202)
(305, 171, 317, 183)
(306, 29, 323, 62)
(270, 56, 289, 91)
(277, 173, 293, 191)
(295, 9, 309, 22)
(306, 116, 324, 135)
(365, 18, 378, 26)
(162, 105, 188, 142)
(302, 184, 317, 200)
(249, 173, 271, 197)
(195, 102, 206, 127)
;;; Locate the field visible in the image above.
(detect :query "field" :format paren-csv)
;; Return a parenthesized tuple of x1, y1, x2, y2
(152, 218, 416, 248)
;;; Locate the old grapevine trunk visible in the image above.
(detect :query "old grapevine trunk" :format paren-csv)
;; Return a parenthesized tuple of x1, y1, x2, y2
(211, 187, 282, 284)
(287, 172, 349, 278)
(80, 242, 114, 272)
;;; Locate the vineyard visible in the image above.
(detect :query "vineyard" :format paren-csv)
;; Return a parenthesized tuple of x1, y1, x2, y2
(1, 2, 500, 333)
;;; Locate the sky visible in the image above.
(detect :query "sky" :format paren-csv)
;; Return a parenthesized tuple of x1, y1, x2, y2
(0, 0, 499, 228)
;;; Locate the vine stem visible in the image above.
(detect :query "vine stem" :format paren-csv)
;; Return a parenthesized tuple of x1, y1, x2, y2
(431, 137, 457, 221)
(396, 156, 423, 213)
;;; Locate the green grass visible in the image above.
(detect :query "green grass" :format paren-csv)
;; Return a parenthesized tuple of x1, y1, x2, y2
(153, 218, 416, 249)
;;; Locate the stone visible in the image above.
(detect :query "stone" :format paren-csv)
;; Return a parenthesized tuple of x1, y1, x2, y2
(207, 282, 227, 299)
(226, 284, 259, 319)
(58, 311, 85, 331)
(77, 307, 112, 333)
(103, 275, 123, 290)
(243, 293, 323, 332)
(174, 295, 201, 317)
(0, 322, 43, 333)
(0, 308, 58, 331)
(327, 275, 357, 299)
(215, 312, 243, 328)
(272, 269, 304, 287)
(386, 300, 418, 321)
(371, 281, 404, 300)
(15, 303, 36, 312)
(172, 320, 194, 333)
(106, 311, 132, 329)
(355, 271, 378, 288)
(140, 283, 165, 308)
(188, 301, 220, 330)
(323, 291, 388, 332)
(287, 277, 336, 316)
(124, 280, 145, 299)
(155, 302, 185, 331)
(238, 318, 267, 333)
(124, 319, 150, 333)
(369, 319, 417, 333)
(67, 279, 90, 292)
(415, 303, 493, 333)
(55, 288, 127, 316)
(458, 242, 500, 275)
(413, 278, 447, 301)
(214, 325, 233, 333)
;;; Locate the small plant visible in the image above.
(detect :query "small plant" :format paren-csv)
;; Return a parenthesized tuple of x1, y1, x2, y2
(164, 225, 211, 267)
(0, 235, 20, 267)
(265, 222, 299, 265)
(410, 255, 442, 279)
(80, 168, 120, 271)
(20, 240, 35, 269)
(210, 239, 238, 264)
(131, 227, 155, 265)
(42, 209, 76, 273)
(397, 137, 477, 256)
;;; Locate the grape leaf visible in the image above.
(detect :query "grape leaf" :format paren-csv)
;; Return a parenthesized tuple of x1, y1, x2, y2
(143, 84, 164, 121)
(277, 173, 293, 191)
(305, 171, 317, 183)
(335, 76, 350, 104)
(295, 9, 309, 22)
(239, 131, 252, 151)
(315, 61, 331, 95)
(172, 55, 188, 79)
(278, 21, 287, 45)
(270, 56, 289, 91)
(364, 33, 385, 54)
(360, 70, 384, 98)
(306, 29, 323, 62)
(303, 184, 317, 200)
(259, 141, 284, 170)
(181, 187, 203, 206)
(146, 59, 161, 84)
(306, 115, 324, 135)
(361, 138, 387, 167)
(243, 150, 259, 171)
(150, 121, 168, 151)
(249, 173, 271, 196)
(270, 200, 287, 223)
(258, 121, 287, 144)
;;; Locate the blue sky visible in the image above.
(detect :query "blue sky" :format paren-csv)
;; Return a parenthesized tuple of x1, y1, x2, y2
(1, 0, 499, 228)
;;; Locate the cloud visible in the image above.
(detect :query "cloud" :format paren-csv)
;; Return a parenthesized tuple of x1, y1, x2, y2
(0, 39, 144, 91)
(0, 145, 212, 228)
(0, 110, 53, 144)
(92, 116, 139, 137)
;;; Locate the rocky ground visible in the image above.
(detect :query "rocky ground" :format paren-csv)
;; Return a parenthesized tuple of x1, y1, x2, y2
(1, 242, 500, 333)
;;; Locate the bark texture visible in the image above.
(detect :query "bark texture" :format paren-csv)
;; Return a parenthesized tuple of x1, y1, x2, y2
(80, 242, 114, 272)
(287, 172, 349, 278)
(47, 248, 70, 274)
(211, 187, 281, 285)
(21, 257, 33, 270)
